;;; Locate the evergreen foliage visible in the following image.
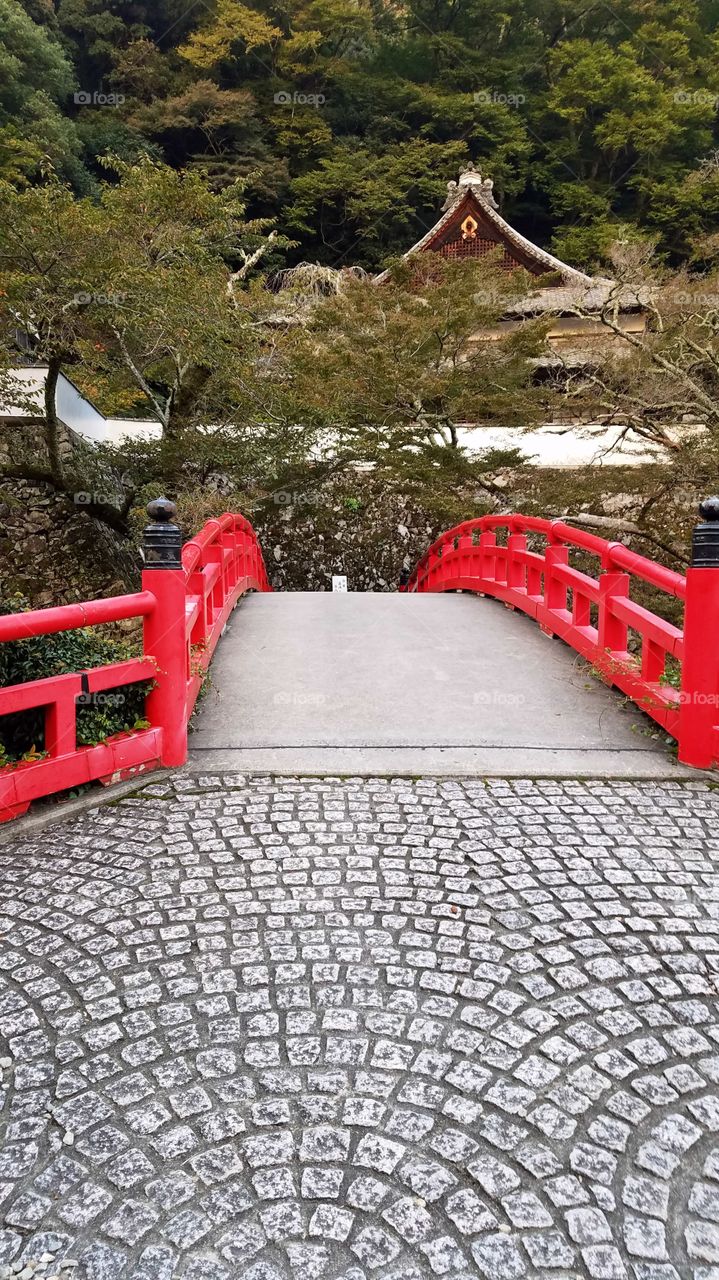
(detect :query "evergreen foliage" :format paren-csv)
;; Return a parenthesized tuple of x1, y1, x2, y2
(4, 0, 719, 269)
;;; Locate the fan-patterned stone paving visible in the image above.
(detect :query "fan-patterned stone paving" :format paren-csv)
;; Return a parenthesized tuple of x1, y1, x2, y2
(0, 776, 718, 1279)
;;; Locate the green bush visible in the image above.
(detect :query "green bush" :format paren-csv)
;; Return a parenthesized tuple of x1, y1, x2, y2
(0, 595, 151, 763)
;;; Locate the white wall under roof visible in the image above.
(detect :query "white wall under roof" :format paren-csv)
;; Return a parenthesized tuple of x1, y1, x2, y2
(57, 373, 113, 444)
(0, 366, 161, 444)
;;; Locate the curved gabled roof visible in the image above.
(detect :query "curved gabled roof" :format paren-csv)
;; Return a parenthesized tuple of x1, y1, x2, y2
(374, 165, 593, 286)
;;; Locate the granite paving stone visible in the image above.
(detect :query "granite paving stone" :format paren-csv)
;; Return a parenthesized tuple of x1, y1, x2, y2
(0, 774, 718, 1278)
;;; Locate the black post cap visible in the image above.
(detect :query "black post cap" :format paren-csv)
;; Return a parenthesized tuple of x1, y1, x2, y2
(143, 496, 182, 570)
(147, 497, 177, 523)
(691, 496, 719, 568)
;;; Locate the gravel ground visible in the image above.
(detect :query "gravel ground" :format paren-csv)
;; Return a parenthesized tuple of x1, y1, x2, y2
(0, 774, 718, 1280)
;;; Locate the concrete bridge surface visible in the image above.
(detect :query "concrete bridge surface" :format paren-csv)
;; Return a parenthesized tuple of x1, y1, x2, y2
(189, 592, 688, 779)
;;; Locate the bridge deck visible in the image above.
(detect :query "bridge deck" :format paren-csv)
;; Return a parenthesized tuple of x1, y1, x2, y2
(189, 592, 688, 778)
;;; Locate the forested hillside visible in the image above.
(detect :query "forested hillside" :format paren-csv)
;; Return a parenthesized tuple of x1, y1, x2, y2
(4, 0, 719, 271)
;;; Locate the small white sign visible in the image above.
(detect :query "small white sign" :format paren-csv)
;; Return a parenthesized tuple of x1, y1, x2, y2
(332, 575, 348, 592)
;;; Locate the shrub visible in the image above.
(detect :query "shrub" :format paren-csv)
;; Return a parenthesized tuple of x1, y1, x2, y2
(0, 595, 151, 763)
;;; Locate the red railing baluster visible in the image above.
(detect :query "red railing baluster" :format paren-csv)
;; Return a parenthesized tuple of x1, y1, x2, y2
(527, 556, 543, 603)
(598, 571, 630, 657)
(573, 591, 591, 629)
(641, 639, 665, 683)
(458, 533, 473, 582)
(507, 532, 527, 592)
(428, 547, 442, 590)
(46, 693, 77, 758)
(225, 521, 238, 590)
(540, 545, 569, 635)
(479, 530, 497, 583)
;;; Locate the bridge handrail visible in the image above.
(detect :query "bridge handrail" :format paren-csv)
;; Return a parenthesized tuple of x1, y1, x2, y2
(416, 515, 687, 598)
(0, 501, 271, 823)
(402, 505, 719, 770)
(0, 592, 157, 642)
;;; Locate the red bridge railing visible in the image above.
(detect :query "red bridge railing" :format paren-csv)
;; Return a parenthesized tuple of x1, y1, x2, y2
(0, 500, 270, 822)
(401, 503, 719, 770)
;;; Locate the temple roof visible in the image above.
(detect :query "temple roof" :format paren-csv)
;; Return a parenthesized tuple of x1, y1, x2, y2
(375, 165, 593, 287)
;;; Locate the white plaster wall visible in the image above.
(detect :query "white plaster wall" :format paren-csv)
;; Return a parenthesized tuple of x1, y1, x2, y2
(0, 368, 160, 445)
(459, 421, 681, 467)
(56, 374, 109, 443)
(103, 418, 163, 443)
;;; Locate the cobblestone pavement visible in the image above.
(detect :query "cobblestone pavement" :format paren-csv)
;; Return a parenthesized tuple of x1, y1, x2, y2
(1, 776, 719, 1280)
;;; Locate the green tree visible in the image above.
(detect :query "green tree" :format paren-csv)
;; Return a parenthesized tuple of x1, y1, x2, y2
(56, 0, 198, 81)
(129, 81, 263, 180)
(0, 157, 285, 531)
(6, 0, 719, 305)
(534, 0, 719, 265)
(270, 254, 547, 464)
(10, 0, 719, 275)
(177, 0, 281, 69)
(0, 0, 84, 185)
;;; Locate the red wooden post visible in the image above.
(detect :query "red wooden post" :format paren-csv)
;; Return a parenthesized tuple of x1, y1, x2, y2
(678, 498, 719, 768)
(641, 639, 665, 683)
(45, 694, 76, 757)
(142, 498, 189, 768)
(224, 518, 238, 589)
(188, 566, 209, 648)
(235, 526, 247, 586)
(205, 520, 224, 613)
(458, 533, 473, 582)
(427, 548, 442, 590)
(572, 590, 591, 629)
(478, 529, 496, 584)
(540, 544, 569, 635)
(507, 532, 527, 592)
(527, 554, 543, 601)
(598, 571, 630, 655)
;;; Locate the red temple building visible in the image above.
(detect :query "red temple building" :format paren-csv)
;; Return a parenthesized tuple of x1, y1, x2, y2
(376, 164, 645, 359)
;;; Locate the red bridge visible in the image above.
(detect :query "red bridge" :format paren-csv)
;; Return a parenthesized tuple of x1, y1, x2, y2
(1, 497, 718, 823)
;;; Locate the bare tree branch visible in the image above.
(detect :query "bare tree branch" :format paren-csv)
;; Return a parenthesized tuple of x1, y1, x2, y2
(227, 232, 277, 307)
